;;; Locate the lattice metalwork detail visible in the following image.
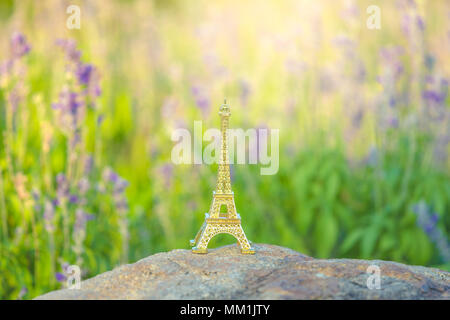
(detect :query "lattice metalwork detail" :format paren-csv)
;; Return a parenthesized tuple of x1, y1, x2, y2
(191, 100, 255, 254)
(193, 222, 253, 253)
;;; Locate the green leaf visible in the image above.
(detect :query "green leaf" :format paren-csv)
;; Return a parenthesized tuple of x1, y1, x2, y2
(326, 173, 340, 201)
(340, 229, 364, 254)
(379, 235, 396, 253)
(361, 226, 379, 258)
(314, 213, 338, 258)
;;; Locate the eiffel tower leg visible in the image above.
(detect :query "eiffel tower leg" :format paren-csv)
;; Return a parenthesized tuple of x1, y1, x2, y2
(232, 224, 255, 254)
(190, 220, 206, 247)
(192, 223, 214, 254)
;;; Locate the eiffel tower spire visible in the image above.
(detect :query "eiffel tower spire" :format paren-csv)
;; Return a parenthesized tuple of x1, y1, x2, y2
(190, 99, 255, 254)
(216, 99, 232, 194)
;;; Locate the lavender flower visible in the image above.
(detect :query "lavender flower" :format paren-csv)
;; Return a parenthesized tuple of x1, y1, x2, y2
(332, 34, 357, 60)
(102, 167, 129, 209)
(364, 146, 378, 167)
(422, 77, 448, 106)
(52, 87, 84, 131)
(76, 63, 94, 85)
(191, 85, 210, 115)
(100, 167, 129, 262)
(81, 64, 102, 101)
(341, 1, 360, 20)
(31, 188, 41, 212)
(161, 97, 178, 119)
(56, 39, 101, 103)
(83, 155, 94, 175)
(55, 272, 67, 283)
(55, 39, 81, 64)
(239, 79, 251, 106)
(0, 59, 13, 79)
(74, 208, 93, 234)
(0, 32, 31, 117)
(78, 177, 90, 196)
(352, 109, 364, 129)
(10, 32, 31, 59)
(43, 200, 55, 233)
(17, 287, 28, 300)
(55, 173, 69, 205)
(413, 201, 450, 263)
(55, 261, 70, 283)
(376, 46, 405, 129)
(97, 114, 105, 125)
(69, 194, 79, 204)
(423, 90, 446, 105)
(158, 164, 173, 189)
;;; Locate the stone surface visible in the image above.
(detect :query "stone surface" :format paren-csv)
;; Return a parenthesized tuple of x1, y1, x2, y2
(36, 243, 450, 300)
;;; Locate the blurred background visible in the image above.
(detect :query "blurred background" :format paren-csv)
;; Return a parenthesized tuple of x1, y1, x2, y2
(0, 0, 448, 299)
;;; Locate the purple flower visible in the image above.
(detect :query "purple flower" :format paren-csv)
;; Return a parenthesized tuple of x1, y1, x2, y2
(56, 39, 81, 63)
(110, 172, 119, 184)
(76, 64, 93, 85)
(56, 39, 101, 104)
(77, 63, 102, 100)
(43, 201, 55, 233)
(102, 167, 129, 194)
(97, 114, 105, 125)
(352, 109, 364, 129)
(78, 177, 90, 195)
(10, 32, 31, 59)
(56, 173, 69, 202)
(0, 59, 13, 77)
(191, 85, 210, 115)
(379, 46, 404, 79)
(416, 15, 425, 31)
(55, 272, 67, 283)
(341, 1, 360, 20)
(423, 90, 445, 104)
(53, 89, 82, 114)
(69, 194, 79, 204)
(365, 146, 378, 167)
(101, 167, 129, 212)
(387, 116, 399, 128)
(413, 201, 450, 263)
(17, 287, 28, 300)
(75, 208, 94, 233)
(53, 88, 84, 131)
(115, 179, 129, 193)
(239, 79, 251, 106)
(31, 189, 41, 212)
(158, 164, 173, 188)
(84, 155, 94, 174)
(332, 35, 357, 59)
(7, 87, 21, 112)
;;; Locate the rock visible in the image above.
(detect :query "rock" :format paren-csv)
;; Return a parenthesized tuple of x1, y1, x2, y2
(36, 243, 450, 300)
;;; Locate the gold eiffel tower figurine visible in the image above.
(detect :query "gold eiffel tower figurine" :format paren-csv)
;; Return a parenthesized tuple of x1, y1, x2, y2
(190, 99, 255, 254)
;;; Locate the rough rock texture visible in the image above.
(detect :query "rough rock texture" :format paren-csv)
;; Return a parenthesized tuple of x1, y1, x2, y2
(36, 243, 449, 300)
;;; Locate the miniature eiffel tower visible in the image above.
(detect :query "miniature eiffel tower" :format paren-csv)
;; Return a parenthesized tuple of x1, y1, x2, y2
(190, 99, 255, 254)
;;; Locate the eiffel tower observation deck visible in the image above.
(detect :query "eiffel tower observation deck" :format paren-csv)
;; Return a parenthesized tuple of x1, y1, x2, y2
(190, 100, 254, 254)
